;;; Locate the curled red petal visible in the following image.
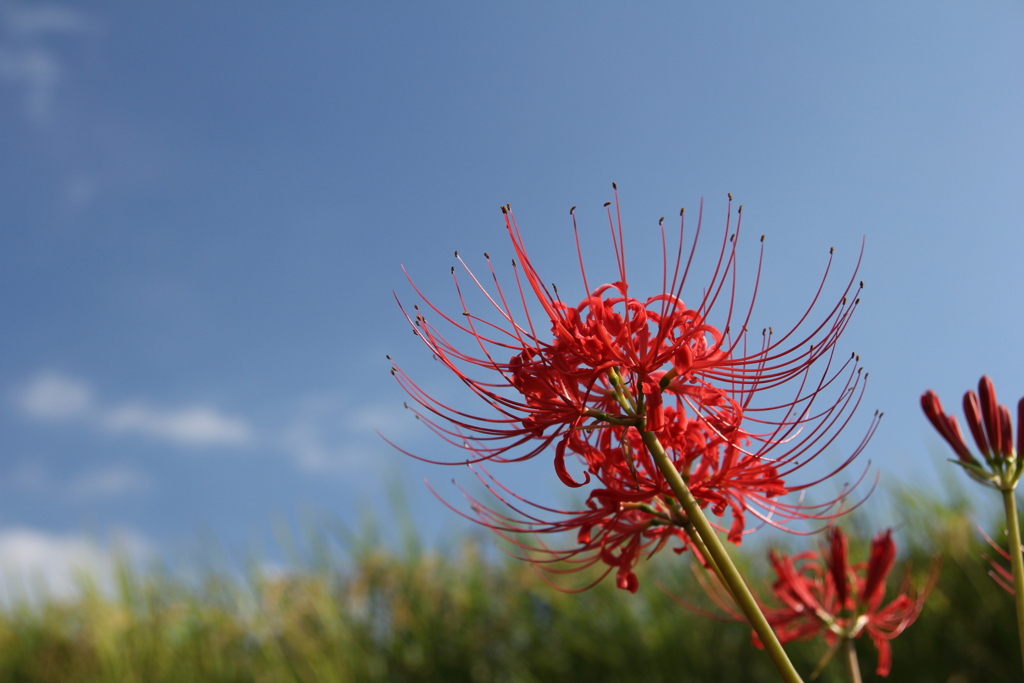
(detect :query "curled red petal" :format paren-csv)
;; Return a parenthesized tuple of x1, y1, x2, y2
(862, 529, 896, 611)
(1018, 396, 1024, 460)
(643, 377, 665, 432)
(920, 391, 975, 463)
(554, 437, 590, 488)
(1000, 404, 1014, 459)
(979, 376, 1002, 458)
(963, 390, 991, 457)
(828, 526, 850, 608)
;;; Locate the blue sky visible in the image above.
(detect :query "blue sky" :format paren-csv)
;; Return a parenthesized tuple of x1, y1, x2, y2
(1, 2, 1023, 588)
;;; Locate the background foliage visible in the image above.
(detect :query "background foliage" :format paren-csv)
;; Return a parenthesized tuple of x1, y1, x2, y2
(0, 490, 1018, 682)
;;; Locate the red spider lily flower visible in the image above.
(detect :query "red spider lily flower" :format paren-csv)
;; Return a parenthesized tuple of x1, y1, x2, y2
(389, 187, 878, 588)
(921, 376, 1024, 489)
(702, 528, 937, 677)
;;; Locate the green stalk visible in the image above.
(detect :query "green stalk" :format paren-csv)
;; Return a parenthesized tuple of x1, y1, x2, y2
(641, 429, 804, 683)
(1000, 488, 1024, 674)
(843, 638, 862, 683)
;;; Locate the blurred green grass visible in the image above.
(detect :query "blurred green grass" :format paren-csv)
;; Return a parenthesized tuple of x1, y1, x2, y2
(0, 490, 1019, 682)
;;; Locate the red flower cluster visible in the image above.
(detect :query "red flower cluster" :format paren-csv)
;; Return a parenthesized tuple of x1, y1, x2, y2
(390, 188, 877, 590)
(704, 528, 935, 676)
(921, 376, 1024, 489)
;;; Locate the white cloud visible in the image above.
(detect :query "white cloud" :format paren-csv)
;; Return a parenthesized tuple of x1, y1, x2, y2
(17, 370, 254, 449)
(277, 396, 406, 473)
(281, 420, 372, 472)
(0, 527, 152, 604)
(0, 3, 97, 123)
(4, 4, 94, 35)
(347, 403, 417, 436)
(7, 461, 151, 501)
(104, 404, 252, 447)
(0, 45, 59, 119)
(19, 370, 94, 419)
(16, 374, 410, 473)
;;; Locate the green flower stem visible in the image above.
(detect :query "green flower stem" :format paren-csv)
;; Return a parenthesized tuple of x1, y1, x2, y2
(1000, 488, 1024, 674)
(641, 429, 804, 683)
(843, 638, 862, 683)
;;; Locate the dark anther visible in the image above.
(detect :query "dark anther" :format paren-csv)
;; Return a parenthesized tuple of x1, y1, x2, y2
(484, 252, 490, 259)
(604, 202, 611, 207)
(760, 235, 765, 242)
(612, 182, 617, 190)
(570, 206, 576, 214)
(728, 193, 733, 201)
(500, 206, 507, 214)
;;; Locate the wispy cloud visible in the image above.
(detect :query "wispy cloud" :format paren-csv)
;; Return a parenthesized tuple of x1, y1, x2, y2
(9, 461, 151, 501)
(20, 370, 93, 419)
(278, 396, 412, 473)
(0, 527, 152, 604)
(280, 420, 374, 472)
(0, 46, 59, 120)
(15, 372, 418, 474)
(347, 403, 414, 435)
(4, 4, 94, 35)
(103, 404, 251, 447)
(18, 371, 253, 448)
(0, 3, 97, 123)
